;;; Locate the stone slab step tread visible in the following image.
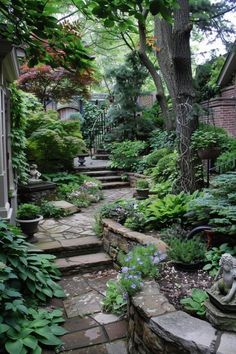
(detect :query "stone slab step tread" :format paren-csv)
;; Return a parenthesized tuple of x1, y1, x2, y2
(96, 176, 123, 182)
(75, 166, 111, 172)
(36, 236, 102, 254)
(55, 252, 113, 273)
(84, 170, 118, 177)
(102, 182, 130, 189)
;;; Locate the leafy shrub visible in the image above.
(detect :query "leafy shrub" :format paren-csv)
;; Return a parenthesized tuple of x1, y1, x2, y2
(43, 172, 84, 185)
(151, 151, 178, 183)
(103, 245, 164, 315)
(136, 179, 149, 189)
(180, 289, 208, 316)
(0, 221, 65, 353)
(203, 243, 236, 276)
(110, 140, 146, 171)
(144, 192, 197, 229)
(216, 149, 236, 173)
(191, 124, 228, 150)
(187, 173, 236, 235)
(102, 280, 127, 315)
(99, 199, 137, 224)
(149, 181, 173, 198)
(40, 201, 67, 219)
(141, 102, 164, 129)
(26, 110, 87, 171)
(118, 245, 164, 278)
(149, 129, 176, 151)
(168, 237, 206, 264)
(142, 148, 171, 172)
(17, 204, 41, 220)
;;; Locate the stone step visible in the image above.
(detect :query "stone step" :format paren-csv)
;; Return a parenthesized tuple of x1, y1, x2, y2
(96, 149, 108, 154)
(96, 176, 123, 183)
(102, 181, 130, 189)
(94, 154, 109, 160)
(75, 166, 111, 172)
(84, 170, 118, 177)
(36, 236, 103, 258)
(55, 252, 113, 274)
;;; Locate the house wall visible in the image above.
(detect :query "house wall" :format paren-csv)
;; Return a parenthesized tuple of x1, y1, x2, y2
(201, 75, 236, 136)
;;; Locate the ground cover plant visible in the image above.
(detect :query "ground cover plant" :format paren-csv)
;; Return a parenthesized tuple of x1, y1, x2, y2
(103, 245, 164, 315)
(0, 221, 66, 353)
(43, 172, 103, 210)
(187, 173, 236, 236)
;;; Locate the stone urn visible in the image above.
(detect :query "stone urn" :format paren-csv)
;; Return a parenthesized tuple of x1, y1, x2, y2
(16, 215, 43, 243)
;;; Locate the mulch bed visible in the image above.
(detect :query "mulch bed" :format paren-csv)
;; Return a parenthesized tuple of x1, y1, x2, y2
(158, 262, 213, 310)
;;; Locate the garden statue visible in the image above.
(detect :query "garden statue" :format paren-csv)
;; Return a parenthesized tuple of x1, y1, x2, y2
(211, 253, 236, 304)
(28, 164, 42, 184)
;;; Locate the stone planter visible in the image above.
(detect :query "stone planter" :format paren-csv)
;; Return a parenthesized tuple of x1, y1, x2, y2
(16, 215, 43, 243)
(197, 147, 221, 160)
(77, 154, 89, 166)
(136, 188, 149, 200)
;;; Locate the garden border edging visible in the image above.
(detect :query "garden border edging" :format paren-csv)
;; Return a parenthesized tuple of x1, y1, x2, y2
(101, 219, 236, 354)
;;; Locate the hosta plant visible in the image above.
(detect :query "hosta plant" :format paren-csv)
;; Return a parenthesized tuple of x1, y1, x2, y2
(0, 221, 66, 353)
(180, 289, 208, 317)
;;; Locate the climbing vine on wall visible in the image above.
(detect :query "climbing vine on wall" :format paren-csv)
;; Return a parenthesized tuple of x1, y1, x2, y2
(10, 84, 29, 184)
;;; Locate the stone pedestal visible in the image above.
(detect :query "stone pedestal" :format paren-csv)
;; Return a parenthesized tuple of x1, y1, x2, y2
(205, 300, 236, 332)
(18, 181, 57, 203)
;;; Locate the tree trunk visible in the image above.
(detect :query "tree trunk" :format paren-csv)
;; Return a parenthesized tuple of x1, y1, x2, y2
(155, 0, 203, 192)
(138, 19, 172, 130)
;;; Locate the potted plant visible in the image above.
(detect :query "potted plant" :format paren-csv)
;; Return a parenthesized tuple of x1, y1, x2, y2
(136, 179, 149, 200)
(16, 203, 43, 242)
(167, 237, 207, 272)
(191, 124, 228, 160)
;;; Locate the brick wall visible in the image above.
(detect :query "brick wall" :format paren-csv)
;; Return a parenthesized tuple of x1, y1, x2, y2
(201, 78, 236, 136)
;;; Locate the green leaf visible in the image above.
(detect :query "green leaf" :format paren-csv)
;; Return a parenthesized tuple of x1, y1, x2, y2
(5, 340, 23, 354)
(50, 325, 67, 336)
(0, 324, 10, 334)
(32, 346, 42, 354)
(38, 333, 62, 346)
(22, 336, 38, 350)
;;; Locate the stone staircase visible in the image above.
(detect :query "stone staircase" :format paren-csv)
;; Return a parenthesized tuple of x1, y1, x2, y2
(36, 233, 113, 275)
(77, 165, 130, 190)
(38, 239, 112, 275)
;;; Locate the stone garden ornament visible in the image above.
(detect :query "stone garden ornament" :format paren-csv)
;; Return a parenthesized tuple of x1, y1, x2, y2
(28, 164, 42, 183)
(211, 253, 236, 304)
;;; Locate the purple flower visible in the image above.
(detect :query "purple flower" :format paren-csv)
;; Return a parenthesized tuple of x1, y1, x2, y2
(153, 256, 160, 264)
(131, 284, 137, 289)
(121, 266, 129, 273)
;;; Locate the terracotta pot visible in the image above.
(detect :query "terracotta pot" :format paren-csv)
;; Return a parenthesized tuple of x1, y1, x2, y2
(197, 147, 221, 160)
(16, 215, 43, 242)
(136, 188, 149, 200)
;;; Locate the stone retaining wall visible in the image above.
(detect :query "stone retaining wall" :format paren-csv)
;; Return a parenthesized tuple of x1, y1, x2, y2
(128, 280, 236, 354)
(102, 219, 166, 262)
(101, 219, 236, 354)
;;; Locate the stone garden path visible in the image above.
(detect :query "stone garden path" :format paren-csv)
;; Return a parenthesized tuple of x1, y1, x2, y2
(36, 188, 134, 354)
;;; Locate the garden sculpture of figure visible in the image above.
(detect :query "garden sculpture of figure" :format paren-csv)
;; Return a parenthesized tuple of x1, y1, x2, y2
(214, 253, 236, 303)
(28, 164, 42, 183)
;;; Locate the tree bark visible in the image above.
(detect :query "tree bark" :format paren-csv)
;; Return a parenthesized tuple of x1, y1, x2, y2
(138, 19, 172, 130)
(155, 0, 202, 192)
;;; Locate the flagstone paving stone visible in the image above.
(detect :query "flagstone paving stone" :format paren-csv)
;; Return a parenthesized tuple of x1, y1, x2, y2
(41, 188, 133, 353)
